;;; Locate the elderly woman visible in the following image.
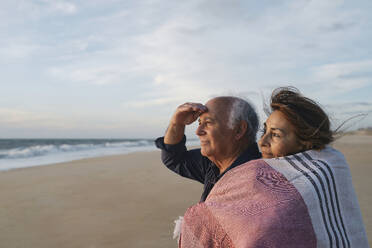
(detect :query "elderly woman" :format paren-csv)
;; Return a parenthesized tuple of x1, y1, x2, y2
(178, 87, 368, 247)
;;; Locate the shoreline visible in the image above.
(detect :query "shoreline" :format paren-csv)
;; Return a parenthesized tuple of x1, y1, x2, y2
(0, 149, 156, 173)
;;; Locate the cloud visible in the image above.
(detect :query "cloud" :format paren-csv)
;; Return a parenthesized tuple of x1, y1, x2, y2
(49, 0, 77, 14)
(17, 0, 78, 17)
(0, 108, 63, 128)
(310, 60, 372, 92)
(126, 97, 185, 108)
(319, 21, 356, 32)
(47, 64, 133, 85)
(0, 107, 109, 130)
(326, 102, 372, 114)
(0, 42, 39, 60)
(0, 108, 145, 134)
(43, 0, 370, 92)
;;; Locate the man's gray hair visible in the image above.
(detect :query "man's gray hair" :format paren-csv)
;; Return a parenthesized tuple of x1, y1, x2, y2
(227, 97, 259, 143)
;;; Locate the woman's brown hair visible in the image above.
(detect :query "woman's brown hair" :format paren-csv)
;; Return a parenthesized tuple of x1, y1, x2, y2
(268, 87, 334, 150)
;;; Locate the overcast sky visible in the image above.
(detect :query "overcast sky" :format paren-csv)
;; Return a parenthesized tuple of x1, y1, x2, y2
(1, 0, 371, 139)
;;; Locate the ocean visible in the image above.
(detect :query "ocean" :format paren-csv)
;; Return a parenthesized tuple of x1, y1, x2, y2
(0, 138, 200, 171)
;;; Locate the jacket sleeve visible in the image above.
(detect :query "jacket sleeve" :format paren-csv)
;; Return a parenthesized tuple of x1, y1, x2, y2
(155, 136, 208, 184)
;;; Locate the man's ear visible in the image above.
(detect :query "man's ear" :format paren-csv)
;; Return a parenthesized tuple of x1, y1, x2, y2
(235, 120, 248, 140)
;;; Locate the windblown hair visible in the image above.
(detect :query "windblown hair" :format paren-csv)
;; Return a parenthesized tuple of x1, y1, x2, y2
(228, 97, 259, 144)
(268, 87, 334, 150)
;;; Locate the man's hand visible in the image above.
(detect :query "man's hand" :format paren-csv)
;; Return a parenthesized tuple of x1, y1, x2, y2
(164, 103, 207, 144)
(170, 103, 208, 126)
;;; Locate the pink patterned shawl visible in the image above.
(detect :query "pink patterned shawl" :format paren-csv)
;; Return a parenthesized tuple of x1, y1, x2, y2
(179, 147, 369, 248)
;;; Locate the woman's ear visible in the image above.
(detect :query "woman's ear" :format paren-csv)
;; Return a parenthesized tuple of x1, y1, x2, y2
(235, 120, 248, 140)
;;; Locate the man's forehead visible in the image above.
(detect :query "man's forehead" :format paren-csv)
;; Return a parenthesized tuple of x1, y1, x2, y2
(205, 99, 222, 113)
(198, 112, 212, 120)
(199, 102, 228, 121)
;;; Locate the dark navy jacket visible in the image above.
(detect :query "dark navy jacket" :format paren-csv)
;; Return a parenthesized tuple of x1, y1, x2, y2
(155, 136, 261, 202)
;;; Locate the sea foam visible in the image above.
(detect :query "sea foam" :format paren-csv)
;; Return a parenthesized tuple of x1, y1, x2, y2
(0, 138, 200, 171)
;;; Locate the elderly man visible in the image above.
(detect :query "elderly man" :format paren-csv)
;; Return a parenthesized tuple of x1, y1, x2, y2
(155, 96, 261, 202)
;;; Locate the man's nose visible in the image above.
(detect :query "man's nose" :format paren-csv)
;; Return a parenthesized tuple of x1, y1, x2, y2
(196, 124, 205, 136)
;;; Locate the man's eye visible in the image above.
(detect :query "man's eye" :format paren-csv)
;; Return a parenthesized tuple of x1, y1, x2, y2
(198, 121, 210, 126)
(203, 121, 212, 126)
(272, 133, 281, 138)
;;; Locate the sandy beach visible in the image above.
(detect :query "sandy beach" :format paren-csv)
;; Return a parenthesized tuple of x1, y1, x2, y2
(0, 134, 370, 247)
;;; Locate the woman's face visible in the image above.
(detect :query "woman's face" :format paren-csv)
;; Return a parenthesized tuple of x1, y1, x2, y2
(258, 110, 304, 158)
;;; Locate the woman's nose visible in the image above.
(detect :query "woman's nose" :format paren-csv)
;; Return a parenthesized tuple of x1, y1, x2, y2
(259, 133, 269, 147)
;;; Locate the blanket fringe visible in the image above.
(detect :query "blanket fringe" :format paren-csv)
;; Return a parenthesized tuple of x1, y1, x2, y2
(173, 216, 183, 242)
